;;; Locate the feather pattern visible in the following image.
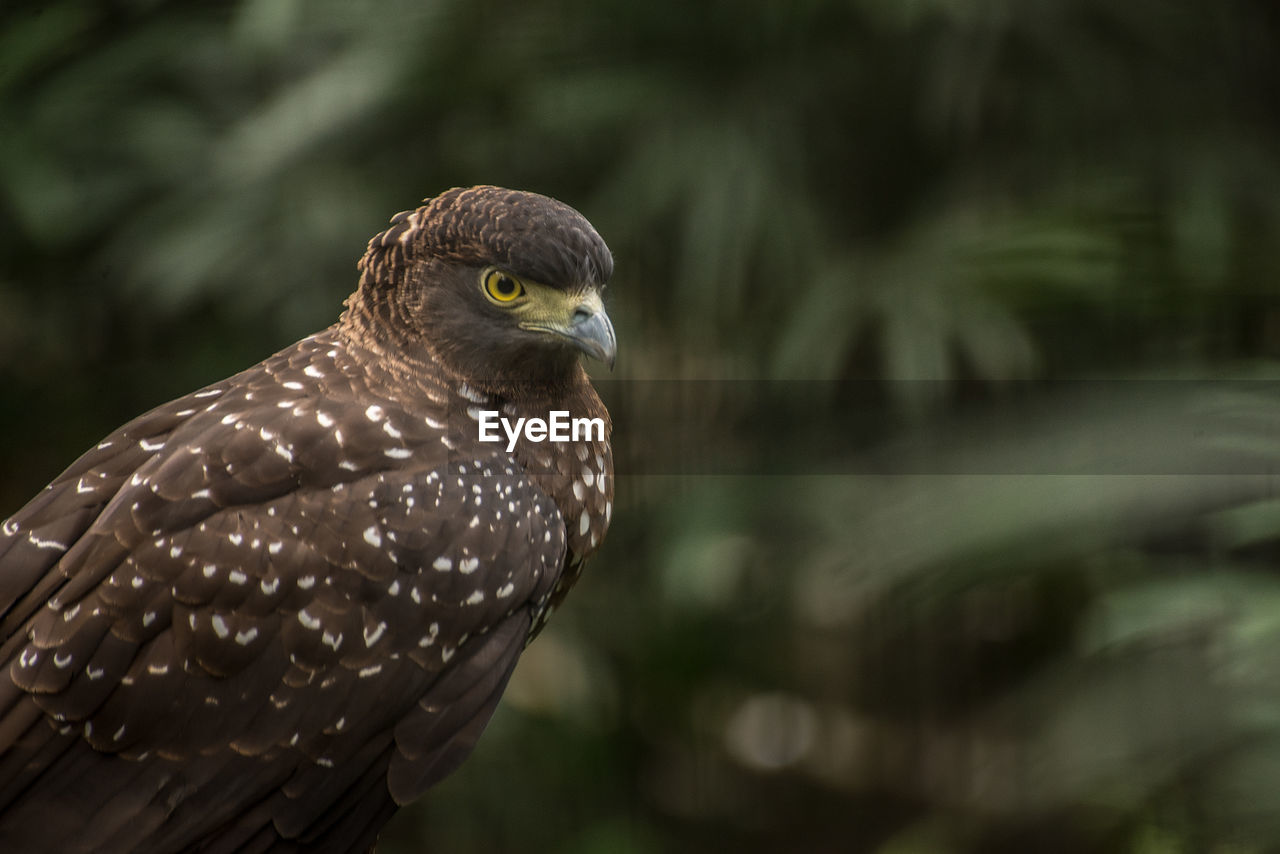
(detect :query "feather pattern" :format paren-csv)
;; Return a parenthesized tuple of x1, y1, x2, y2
(0, 187, 614, 853)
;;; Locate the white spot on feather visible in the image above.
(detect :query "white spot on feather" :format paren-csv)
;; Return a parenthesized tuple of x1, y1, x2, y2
(459, 557, 479, 574)
(298, 609, 321, 630)
(27, 533, 66, 551)
(364, 622, 387, 647)
(211, 615, 230, 638)
(363, 526, 382, 547)
(457, 383, 487, 404)
(432, 556, 452, 572)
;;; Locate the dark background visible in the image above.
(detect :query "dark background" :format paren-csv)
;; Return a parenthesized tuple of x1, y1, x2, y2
(5, 1, 1280, 851)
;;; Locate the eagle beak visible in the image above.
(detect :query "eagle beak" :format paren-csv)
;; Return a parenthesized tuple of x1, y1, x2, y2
(565, 304, 617, 370)
(521, 291, 617, 370)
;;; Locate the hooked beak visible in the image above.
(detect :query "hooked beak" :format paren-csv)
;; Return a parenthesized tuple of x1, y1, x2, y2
(564, 305, 617, 369)
(521, 291, 617, 370)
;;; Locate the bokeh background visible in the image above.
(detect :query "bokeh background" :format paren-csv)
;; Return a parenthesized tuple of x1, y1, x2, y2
(5, 1, 1280, 852)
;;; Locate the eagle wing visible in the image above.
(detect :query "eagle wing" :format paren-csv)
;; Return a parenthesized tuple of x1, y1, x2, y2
(0, 330, 567, 853)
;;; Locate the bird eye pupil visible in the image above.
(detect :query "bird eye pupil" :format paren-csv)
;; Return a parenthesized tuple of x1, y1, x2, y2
(483, 270, 523, 303)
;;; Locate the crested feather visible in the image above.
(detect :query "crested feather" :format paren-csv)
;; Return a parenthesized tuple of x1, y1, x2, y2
(0, 186, 614, 853)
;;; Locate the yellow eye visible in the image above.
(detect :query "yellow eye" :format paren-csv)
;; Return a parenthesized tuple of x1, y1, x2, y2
(482, 269, 525, 304)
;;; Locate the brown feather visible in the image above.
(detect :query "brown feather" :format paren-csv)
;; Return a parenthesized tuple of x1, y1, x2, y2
(0, 186, 614, 853)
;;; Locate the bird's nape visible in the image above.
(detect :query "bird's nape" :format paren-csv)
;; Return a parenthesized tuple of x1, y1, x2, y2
(0, 185, 615, 853)
(343, 186, 616, 395)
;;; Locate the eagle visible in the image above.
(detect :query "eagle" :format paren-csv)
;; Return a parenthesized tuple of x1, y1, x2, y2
(0, 186, 616, 852)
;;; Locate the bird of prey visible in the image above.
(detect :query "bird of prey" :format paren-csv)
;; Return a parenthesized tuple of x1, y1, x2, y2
(0, 186, 616, 853)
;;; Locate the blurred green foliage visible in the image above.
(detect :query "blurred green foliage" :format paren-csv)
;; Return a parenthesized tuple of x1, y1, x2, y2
(4, 0, 1280, 851)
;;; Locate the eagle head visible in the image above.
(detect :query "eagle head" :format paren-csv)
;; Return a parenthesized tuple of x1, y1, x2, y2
(351, 186, 616, 392)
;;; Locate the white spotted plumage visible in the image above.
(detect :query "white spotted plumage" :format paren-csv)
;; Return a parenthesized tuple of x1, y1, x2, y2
(0, 186, 614, 853)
